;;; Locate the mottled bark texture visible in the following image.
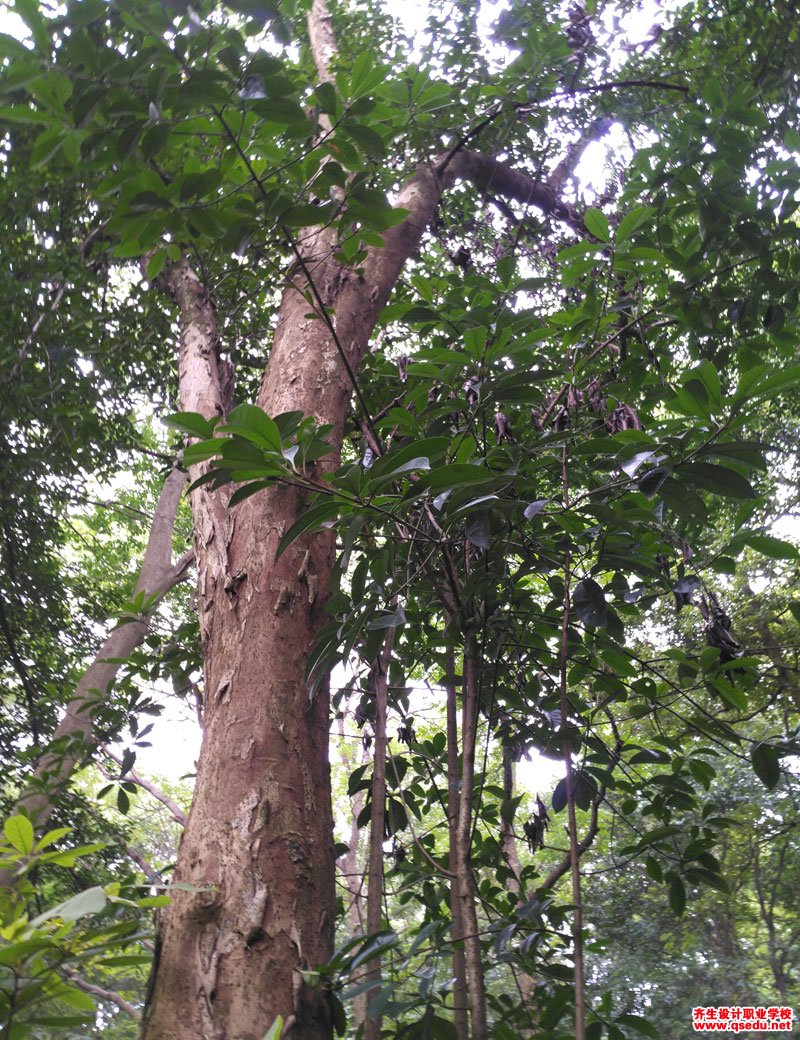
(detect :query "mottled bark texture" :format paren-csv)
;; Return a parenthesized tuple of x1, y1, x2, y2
(363, 633, 394, 1040)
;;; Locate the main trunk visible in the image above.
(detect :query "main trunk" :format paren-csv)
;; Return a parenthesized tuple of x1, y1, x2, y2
(142, 173, 449, 1037)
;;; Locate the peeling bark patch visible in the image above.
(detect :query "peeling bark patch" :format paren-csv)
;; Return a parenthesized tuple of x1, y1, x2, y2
(214, 671, 233, 704)
(272, 579, 295, 613)
(223, 569, 246, 603)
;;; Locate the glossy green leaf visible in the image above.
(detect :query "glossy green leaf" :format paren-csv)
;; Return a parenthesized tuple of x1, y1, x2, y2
(584, 207, 610, 242)
(668, 877, 686, 916)
(751, 742, 780, 789)
(4, 815, 34, 854)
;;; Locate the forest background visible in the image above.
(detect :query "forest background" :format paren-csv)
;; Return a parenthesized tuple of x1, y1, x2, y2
(0, 0, 799, 1038)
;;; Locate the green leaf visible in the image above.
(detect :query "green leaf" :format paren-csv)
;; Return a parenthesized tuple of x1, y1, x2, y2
(573, 771, 598, 810)
(146, 251, 167, 281)
(740, 533, 798, 560)
(616, 1014, 659, 1038)
(684, 359, 722, 413)
(54, 984, 97, 1012)
(751, 742, 780, 789)
(31, 885, 107, 925)
(343, 121, 385, 157)
(465, 511, 491, 550)
(33, 826, 71, 852)
(163, 412, 217, 439)
(275, 500, 341, 560)
(183, 440, 225, 466)
(262, 1015, 283, 1040)
(251, 97, 308, 125)
(668, 876, 686, 916)
(282, 202, 336, 227)
(584, 207, 610, 242)
(678, 462, 755, 499)
(29, 127, 65, 168)
(733, 364, 800, 407)
(221, 404, 283, 452)
(573, 579, 608, 628)
(4, 815, 34, 854)
(616, 206, 655, 241)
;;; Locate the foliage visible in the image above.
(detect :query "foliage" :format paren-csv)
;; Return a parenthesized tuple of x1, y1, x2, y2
(1, 0, 799, 1035)
(0, 816, 159, 1038)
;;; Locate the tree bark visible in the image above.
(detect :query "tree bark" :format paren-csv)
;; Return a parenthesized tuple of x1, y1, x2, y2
(445, 637, 470, 1039)
(455, 636, 488, 1040)
(500, 750, 538, 1030)
(141, 165, 459, 1039)
(363, 633, 393, 1040)
(336, 715, 368, 1028)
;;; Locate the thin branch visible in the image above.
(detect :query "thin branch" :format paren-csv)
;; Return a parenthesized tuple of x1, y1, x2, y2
(101, 750, 187, 826)
(61, 966, 142, 1021)
(0, 596, 40, 743)
(126, 845, 163, 887)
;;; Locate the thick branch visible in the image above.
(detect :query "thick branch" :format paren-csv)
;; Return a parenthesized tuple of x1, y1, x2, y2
(160, 256, 236, 701)
(548, 115, 614, 196)
(446, 150, 586, 233)
(307, 0, 336, 85)
(162, 258, 229, 422)
(4, 469, 191, 845)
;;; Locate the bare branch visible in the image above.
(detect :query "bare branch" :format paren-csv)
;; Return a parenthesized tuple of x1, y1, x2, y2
(126, 844, 163, 887)
(61, 966, 142, 1021)
(447, 149, 586, 233)
(539, 793, 603, 893)
(62, 965, 140, 1019)
(548, 115, 614, 196)
(307, 0, 337, 85)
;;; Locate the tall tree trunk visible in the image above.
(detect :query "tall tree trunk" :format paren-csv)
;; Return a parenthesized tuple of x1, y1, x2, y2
(500, 749, 538, 1030)
(140, 103, 584, 1038)
(445, 637, 470, 1039)
(141, 172, 456, 1039)
(364, 633, 393, 1040)
(337, 715, 368, 1029)
(455, 635, 488, 1040)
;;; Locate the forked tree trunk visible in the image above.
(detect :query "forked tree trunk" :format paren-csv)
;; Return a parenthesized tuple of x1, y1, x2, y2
(141, 175, 456, 1039)
(138, 55, 585, 1033)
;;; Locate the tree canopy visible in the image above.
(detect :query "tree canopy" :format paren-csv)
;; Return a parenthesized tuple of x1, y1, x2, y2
(0, 0, 799, 1037)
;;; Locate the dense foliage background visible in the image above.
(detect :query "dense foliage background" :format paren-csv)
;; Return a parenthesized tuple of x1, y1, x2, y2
(0, 0, 798, 1036)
